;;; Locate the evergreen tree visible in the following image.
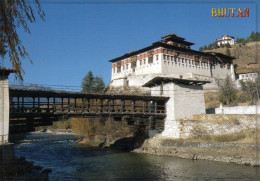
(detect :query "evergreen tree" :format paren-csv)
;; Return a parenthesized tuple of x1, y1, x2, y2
(199, 47, 204, 52)
(81, 71, 105, 93)
(248, 31, 256, 42)
(208, 43, 213, 50)
(256, 32, 260, 41)
(213, 42, 218, 49)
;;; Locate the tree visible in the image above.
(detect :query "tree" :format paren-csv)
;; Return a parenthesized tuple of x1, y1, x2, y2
(81, 71, 105, 93)
(240, 80, 258, 105)
(212, 42, 218, 49)
(0, 0, 45, 81)
(225, 43, 231, 48)
(199, 47, 204, 52)
(226, 48, 231, 56)
(216, 75, 237, 106)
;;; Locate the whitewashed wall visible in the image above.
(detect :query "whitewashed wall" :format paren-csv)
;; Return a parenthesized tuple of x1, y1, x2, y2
(215, 105, 260, 114)
(151, 82, 206, 139)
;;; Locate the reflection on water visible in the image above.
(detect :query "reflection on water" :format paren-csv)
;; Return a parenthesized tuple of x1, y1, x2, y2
(14, 133, 260, 180)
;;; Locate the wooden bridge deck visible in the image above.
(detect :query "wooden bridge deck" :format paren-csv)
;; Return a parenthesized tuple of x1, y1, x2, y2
(9, 88, 169, 119)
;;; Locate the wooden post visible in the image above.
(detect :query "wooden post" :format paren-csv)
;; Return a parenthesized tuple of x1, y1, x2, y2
(87, 99, 90, 112)
(112, 99, 115, 112)
(154, 100, 157, 114)
(121, 100, 124, 113)
(100, 99, 103, 113)
(22, 97, 24, 112)
(61, 97, 64, 112)
(95, 99, 98, 113)
(142, 100, 145, 113)
(132, 100, 135, 113)
(47, 97, 50, 112)
(32, 97, 35, 113)
(74, 98, 77, 113)
(108, 99, 111, 113)
(81, 98, 84, 113)
(38, 97, 40, 112)
(68, 97, 70, 113)
(53, 96, 56, 113)
(17, 97, 20, 112)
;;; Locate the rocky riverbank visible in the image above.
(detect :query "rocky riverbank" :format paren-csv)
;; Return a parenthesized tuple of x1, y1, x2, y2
(1, 154, 51, 180)
(133, 136, 260, 167)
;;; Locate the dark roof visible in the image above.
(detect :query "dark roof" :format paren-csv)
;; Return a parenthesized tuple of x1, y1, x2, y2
(0, 67, 15, 76)
(109, 36, 234, 63)
(206, 52, 235, 60)
(9, 88, 169, 101)
(161, 33, 194, 46)
(143, 77, 211, 88)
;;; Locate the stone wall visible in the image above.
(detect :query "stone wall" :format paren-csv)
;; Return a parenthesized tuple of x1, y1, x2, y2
(179, 114, 257, 138)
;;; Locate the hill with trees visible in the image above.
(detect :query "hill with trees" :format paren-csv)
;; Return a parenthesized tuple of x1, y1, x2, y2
(200, 32, 260, 74)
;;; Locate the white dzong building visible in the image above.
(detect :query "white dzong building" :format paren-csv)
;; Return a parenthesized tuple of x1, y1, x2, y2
(109, 33, 235, 89)
(216, 34, 235, 46)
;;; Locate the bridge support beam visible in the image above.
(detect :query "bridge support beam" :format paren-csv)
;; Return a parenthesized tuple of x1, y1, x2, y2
(0, 68, 14, 144)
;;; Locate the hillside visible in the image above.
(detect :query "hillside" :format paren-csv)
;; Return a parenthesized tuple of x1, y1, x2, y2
(205, 41, 260, 74)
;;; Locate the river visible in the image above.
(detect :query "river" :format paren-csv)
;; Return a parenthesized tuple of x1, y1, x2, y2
(14, 131, 260, 180)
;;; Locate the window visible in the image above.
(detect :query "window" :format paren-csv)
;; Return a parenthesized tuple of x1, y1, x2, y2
(163, 54, 166, 60)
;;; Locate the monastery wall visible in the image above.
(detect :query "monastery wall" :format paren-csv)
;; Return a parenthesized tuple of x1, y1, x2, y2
(110, 44, 235, 90)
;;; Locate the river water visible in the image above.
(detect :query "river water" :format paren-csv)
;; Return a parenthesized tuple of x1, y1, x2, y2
(14, 132, 260, 180)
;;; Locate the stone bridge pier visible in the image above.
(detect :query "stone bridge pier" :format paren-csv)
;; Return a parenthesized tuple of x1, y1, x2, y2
(0, 68, 15, 168)
(143, 77, 210, 138)
(0, 68, 14, 144)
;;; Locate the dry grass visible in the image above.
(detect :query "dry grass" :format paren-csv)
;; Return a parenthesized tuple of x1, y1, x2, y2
(188, 127, 259, 144)
(191, 114, 254, 124)
(204, 91, 220, 109)
(205, 41, 260, 73)
(51, 119, 72, 129)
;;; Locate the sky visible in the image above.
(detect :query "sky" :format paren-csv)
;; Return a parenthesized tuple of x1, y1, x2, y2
(2, 0, 258, 91)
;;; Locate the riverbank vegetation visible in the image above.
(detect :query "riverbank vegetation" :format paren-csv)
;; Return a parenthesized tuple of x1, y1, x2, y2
(47, 117, 147, 150)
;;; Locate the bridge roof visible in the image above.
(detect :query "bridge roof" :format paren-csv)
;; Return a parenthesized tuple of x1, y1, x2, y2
(0, 67, 15, 76)
(143, 77, 211, 87)
(9, 88, 169, 101)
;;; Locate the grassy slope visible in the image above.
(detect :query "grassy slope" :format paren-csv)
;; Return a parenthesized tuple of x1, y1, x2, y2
(205, 41, 260, 73)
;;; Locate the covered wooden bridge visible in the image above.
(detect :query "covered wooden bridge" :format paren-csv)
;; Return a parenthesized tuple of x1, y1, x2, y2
(9, 88, 168, 119)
